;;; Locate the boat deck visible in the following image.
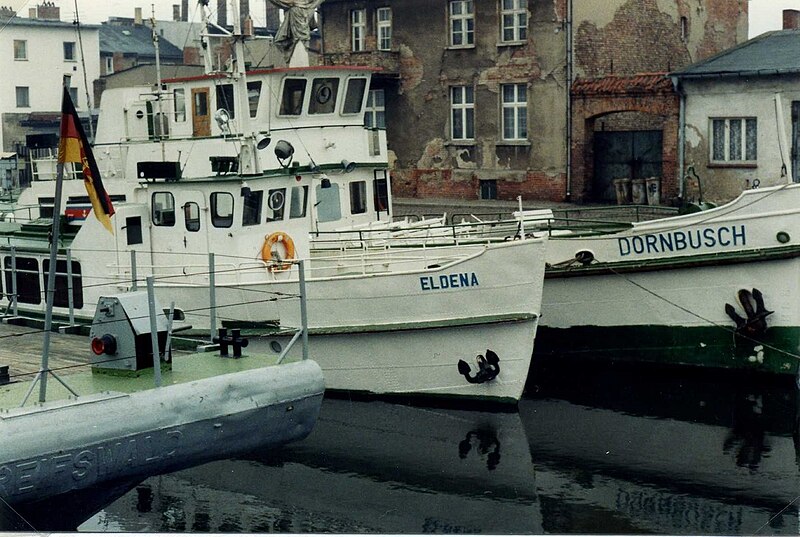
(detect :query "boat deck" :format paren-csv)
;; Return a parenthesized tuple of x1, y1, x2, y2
(0, 323, 285, 411)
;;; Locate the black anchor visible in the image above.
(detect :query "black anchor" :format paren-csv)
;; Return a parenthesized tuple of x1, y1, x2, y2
(457, 349, 500, 384)
(725, 288, 773, 337)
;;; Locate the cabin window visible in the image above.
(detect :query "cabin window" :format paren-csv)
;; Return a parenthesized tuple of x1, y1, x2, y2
(290, 185, 308, 218)
(266, 188, 286, 222)
(247, 81, 261, 118)
(126, 216, 143, 244)
(242, 189, 263, 226)
(146, 101, 169, 139)
(211, 192, 234, 228)
(216, 84, 235, 119)
(315, 184, 342, 223)
(309, 78, 339, 115)
(373, 172, 389, 213)
(152, 192, 176, 226)
(184, 202, 201, 232)
(174, 88, 186, 122)
(349, 181, 367, 214)
(280, 79, 307, 116)
(43, 259, 83, 309)
(343, 78, 367, 115)
(4, 257, 40, 305)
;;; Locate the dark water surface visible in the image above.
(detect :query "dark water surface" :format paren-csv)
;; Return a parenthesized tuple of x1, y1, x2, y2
(8, 364, 800, 534)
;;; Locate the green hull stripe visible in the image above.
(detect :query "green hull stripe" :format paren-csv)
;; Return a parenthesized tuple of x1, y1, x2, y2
(535, 325, 800, 375)
(546, 244, 800, 278)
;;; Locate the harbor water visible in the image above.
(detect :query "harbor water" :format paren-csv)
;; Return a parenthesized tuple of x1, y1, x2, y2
(4, 362, 800, 534)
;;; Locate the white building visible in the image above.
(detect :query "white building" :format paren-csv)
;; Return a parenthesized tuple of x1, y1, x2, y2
(0, 3, 100, 154)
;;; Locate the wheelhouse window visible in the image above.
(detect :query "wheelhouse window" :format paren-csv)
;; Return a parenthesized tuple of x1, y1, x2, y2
(449, 0, 474, 47)
(451, 86, 474, 141)
(63, 41, 76, 61)
(351, 9, 366, 51)
(365, 89, 385, 129)
(280, 78, 307, 115)
(183, 202, 201, 231)
(247, 81, 262, 118)
(315, 184, 342, 223)
(242, 189, 263, 226)
(266, 188, 286, 222)
(44, 259, 83, 309)
(377, 7, 392, 50)
(211, 192, 234, 228)
(343, 78, 367, 115)
(126, 216, 143, 244)
(290, 185, 309, 218)
(373, 173, 389, 213)
(500, 0, 527, 43)
(501, 83, 527, 140)
(13, 40, 26, 60)
(349, 181, 367, 214)
(216, 84, 235, 119)
(4, 257, 40, 305)
(711, 118, 757, 164)
(174, 88, 186, 122)
(309, 78, 339, 115)
(152, 192, 176, 226)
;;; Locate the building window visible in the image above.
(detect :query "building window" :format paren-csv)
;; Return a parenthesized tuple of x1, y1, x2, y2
(365, 89, 385, 129)
(15, 87, 29, 108)
(69, 87, 79, 107)
(377, 7, 392, 51)
(104, 56, 114, 75)
(501, 83, 527, 140)
(680, 16, 688, 42)
(174, 88, 186, 122)
(711, 118, 757, 163)
(63, 41, 76, 61)
(449, 0, 474, 47)
(500, 0, 527, 43)
(351, 9, 366, 52)
(450, 86, 474, 141)
(13, 40, 26, 60)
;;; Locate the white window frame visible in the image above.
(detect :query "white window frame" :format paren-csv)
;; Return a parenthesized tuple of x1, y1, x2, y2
(365, 89, 385, 129)
(351, 9, 366, 52)
(710, 117, 757, 164)
(449, 0, 474, 48)
(377, 7, 392, 51)
(500, 0, 527, 43)
(63, 41, 76, 61)
(15, 86, 29, 108)
(450, 86, 475, 141)
(104, 56, 114, 74)
(13, 40, 27, 60)
(501, 83, 527, 141)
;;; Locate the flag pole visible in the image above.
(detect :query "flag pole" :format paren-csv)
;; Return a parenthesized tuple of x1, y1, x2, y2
(35, 76, 71, 403)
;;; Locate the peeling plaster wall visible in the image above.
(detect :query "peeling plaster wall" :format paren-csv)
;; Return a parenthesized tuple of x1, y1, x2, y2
(681, 75, 800, 203)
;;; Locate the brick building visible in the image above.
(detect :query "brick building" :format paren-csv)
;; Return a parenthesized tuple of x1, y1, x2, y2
(319, 0, 748, 204)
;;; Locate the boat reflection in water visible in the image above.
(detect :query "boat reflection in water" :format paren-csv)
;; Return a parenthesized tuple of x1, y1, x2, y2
(72, 362, 800, 534)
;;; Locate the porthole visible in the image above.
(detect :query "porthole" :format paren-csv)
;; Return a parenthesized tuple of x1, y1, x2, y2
(270, 340, 283, 353)
(777, 231, 791, 244)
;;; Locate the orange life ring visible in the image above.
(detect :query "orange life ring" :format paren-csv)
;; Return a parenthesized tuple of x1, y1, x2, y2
(261, 231, 296, 272)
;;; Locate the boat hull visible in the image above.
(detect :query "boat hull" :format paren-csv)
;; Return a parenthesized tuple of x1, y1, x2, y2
(0, 360, 324, 506)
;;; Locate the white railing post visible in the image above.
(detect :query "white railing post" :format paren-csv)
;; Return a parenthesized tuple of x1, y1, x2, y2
(208, 252, 216, 342)
(146, 275, 163, 388)
(66, 248, 75, 326)
(130, 250, 138, 291)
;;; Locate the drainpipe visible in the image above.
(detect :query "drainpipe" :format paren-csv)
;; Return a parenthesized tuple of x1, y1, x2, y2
(671, 75, 686, 199)
(564, 0, 573, 201)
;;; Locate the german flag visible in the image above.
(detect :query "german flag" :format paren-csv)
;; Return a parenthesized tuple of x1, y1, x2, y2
(58, 87, 115, 233)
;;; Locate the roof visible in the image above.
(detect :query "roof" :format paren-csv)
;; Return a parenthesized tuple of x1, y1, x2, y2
(2, 17, 98, 30)
(571, 73, 674, 96)
(672, 29, 800, 78)
(99, 23, 183, 60)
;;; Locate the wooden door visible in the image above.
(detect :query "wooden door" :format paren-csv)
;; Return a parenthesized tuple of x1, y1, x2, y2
(191, 87, 211, 137)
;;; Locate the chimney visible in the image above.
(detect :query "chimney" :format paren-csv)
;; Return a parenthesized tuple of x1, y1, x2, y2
(36, 1, 60, 20)
(28, 7, 36, 18)
(217, 0, 227, 27)
(134, 6, 142, 25)
(181, 0, 188, 21)
(265, 2, 280, 33)
(240, 0, 249, 26)
(784, 9, 800, 30)
(173, 4, 180, 21)
(0, 6, 16, 21)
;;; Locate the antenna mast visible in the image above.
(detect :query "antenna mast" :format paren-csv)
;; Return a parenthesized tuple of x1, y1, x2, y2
(73, 0, 94, 139)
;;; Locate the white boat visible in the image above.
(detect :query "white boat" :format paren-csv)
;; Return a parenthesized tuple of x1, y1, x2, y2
(4, 0, 546, 404)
